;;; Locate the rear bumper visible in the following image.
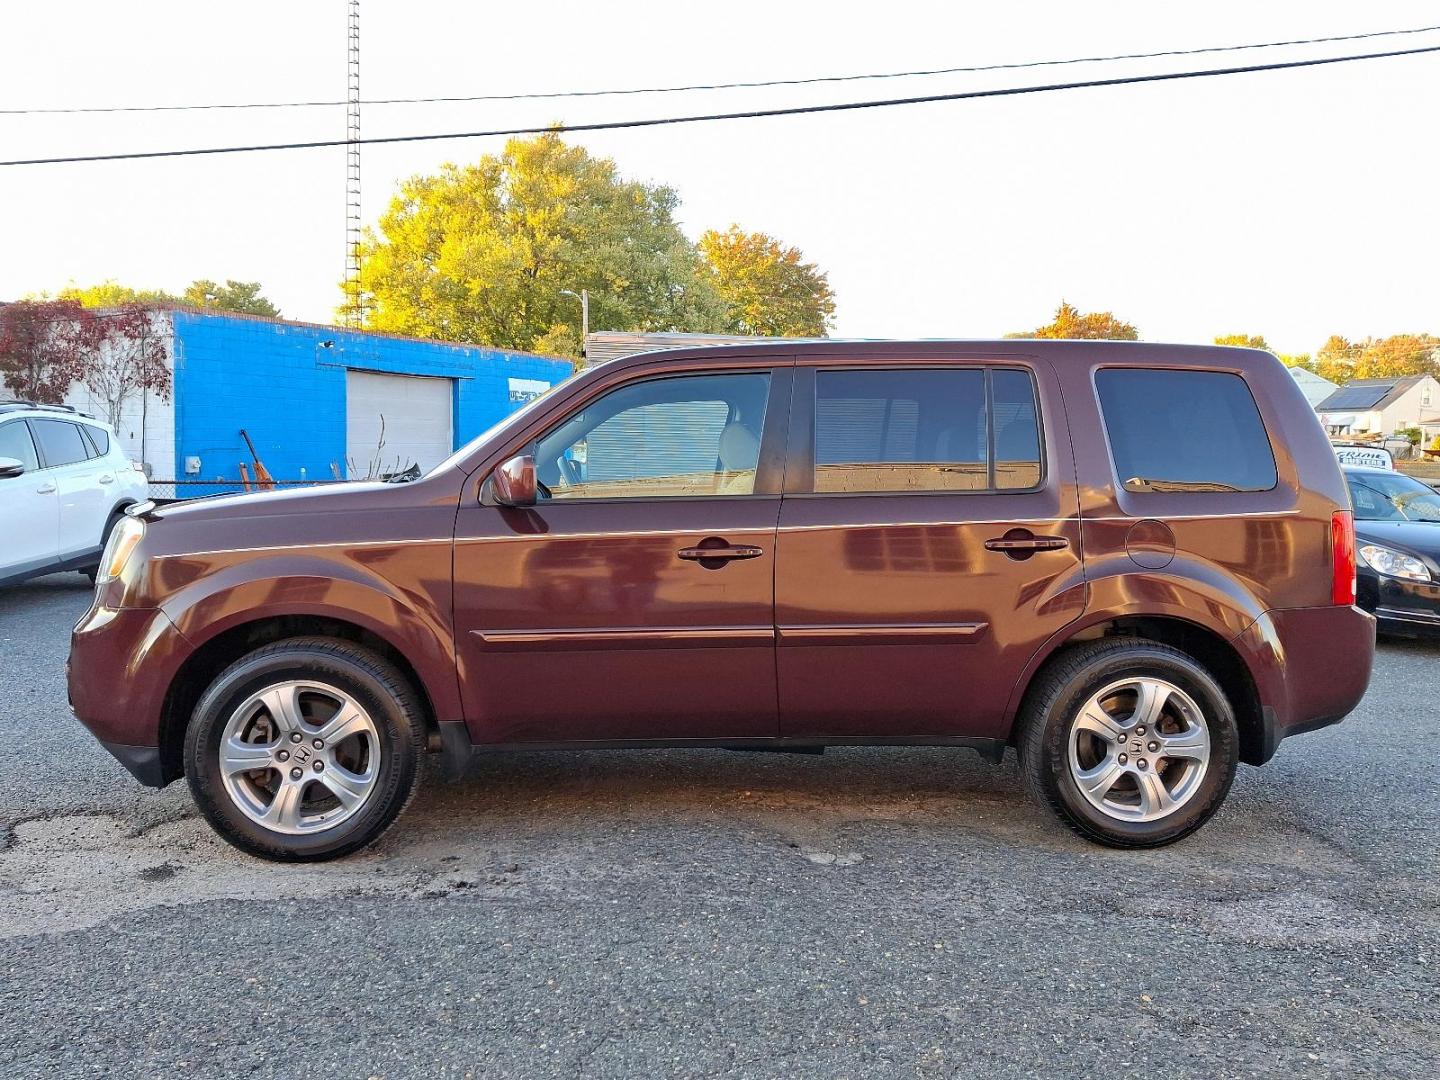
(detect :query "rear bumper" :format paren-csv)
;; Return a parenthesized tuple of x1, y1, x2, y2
(1236, 604, 1376, 764)
(68, 602, 191, 787)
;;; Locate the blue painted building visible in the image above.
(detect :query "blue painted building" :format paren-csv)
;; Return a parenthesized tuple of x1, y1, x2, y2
(66, 309, 573, 490)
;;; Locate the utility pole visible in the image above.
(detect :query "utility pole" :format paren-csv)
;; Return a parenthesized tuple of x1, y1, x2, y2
(342, 0, 363, 327)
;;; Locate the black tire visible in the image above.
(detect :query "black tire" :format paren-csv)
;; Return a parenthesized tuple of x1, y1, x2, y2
(184, 637, 426, 861)
(1017, 638, 1238, 848)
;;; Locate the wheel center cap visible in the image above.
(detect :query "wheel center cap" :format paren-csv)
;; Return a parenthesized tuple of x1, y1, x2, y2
(291, 743, 314, 767)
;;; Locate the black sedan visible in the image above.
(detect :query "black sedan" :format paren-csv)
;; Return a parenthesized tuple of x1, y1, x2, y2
(1343, 466, 1440, 636)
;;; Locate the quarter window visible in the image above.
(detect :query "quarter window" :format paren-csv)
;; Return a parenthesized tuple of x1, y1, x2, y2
(30, 419, 92, 469)
(1096, 369, 1277, 494)
(811, 367, 1043, 493)
(533, 373, 772, 499)
(0, 421, 40, 472)
(82, 424, 110, 456)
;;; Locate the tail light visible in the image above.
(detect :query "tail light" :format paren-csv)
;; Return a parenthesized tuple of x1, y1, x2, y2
(1331, 510, 1356, 606)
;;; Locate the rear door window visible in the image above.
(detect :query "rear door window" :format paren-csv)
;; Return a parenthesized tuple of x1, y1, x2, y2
(811, 367, 1043, 493)
(1096, 369, 1277, 493)
(30, 419, 92, 469)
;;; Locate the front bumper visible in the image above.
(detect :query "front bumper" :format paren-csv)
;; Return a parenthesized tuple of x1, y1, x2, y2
(69, 602, 191, 787)
(1361, 571, 1440, 636)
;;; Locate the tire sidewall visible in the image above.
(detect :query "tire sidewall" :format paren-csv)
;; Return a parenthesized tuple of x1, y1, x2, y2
(1037, 648, 1238, 846)
(185, 646, 420, 860)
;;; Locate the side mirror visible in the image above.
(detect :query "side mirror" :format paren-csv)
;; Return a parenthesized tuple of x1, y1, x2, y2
(491, 454, 537, 507)
(0, 457, 25, 480)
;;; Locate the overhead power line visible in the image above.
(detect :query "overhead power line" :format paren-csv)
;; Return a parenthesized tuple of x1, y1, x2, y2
(3, 24, 1438, 116)
(4, 43, 1438, 169)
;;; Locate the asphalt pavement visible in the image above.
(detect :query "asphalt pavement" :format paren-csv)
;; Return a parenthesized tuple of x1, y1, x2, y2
(1, 573, 1436, 1079)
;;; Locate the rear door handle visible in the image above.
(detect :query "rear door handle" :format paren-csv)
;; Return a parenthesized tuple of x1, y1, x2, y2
(678, 543, 765, 563)
(984, 530, 1071, 561)
(98, 474, 114, 485)
(984, 536, 1069, 552)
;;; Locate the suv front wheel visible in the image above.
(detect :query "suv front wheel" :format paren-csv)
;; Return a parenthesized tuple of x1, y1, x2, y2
(1018, 639, 1238, 847)
(184, 638, 426, 861)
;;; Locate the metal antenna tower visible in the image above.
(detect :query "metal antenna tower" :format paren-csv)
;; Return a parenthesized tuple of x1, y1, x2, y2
(343, 0, 364, 326)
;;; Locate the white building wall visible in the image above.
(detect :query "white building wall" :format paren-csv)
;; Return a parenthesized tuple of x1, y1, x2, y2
(61, 311, 176, 479)
(1379, 378, 1440, 436)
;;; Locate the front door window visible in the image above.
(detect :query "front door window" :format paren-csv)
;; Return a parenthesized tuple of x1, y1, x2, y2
(533, 373, 771, 499)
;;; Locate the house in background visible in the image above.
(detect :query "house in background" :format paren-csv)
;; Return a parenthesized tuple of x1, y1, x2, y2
(1287, 366, 1337, 408)
(1315, 374, 1440, 441)
(60, 307, 571, 489)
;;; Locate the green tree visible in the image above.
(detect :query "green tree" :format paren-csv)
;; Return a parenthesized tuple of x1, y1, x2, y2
(1008, 301, 1138, 340)
(1214, 333, 1270, 351)
(698, 225, 835, 337)
(55, 281, 177, 307)
(350, 133, 728, 356)
(182, 279, 280, 317)
(53, 279, 279, 317)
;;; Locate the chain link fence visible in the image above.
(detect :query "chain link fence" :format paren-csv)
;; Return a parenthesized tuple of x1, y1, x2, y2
(145, 479, 349, 501)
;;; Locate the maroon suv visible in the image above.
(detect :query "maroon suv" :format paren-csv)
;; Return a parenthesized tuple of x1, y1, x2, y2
(69, 341, 1375, 860)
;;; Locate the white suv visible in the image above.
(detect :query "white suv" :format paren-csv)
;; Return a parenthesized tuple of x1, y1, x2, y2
(0, 402, 150, 586)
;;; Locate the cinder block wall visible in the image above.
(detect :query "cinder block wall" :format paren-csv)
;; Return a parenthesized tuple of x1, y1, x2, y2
(171, 310, 571, 485)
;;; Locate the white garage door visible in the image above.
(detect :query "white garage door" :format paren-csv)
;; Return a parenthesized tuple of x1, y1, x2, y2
(346, 370, 454, 479)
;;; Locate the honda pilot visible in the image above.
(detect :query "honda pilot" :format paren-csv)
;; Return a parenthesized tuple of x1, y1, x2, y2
(68, 341, 1375, 860)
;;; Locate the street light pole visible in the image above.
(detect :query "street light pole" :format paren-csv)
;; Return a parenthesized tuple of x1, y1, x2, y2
(561, 288, 590, 363)
(580, 289, 589, 361)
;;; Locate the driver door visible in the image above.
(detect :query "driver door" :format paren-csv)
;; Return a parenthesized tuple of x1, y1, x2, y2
(453, 363, 792, 745)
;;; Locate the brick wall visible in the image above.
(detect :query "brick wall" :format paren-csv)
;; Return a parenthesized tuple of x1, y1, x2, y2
(171, 311, 571, 486)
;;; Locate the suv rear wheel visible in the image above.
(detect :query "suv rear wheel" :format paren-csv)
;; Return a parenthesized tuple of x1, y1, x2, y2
(184, 637, 426, 861)
(1017, 639, 1238, 847)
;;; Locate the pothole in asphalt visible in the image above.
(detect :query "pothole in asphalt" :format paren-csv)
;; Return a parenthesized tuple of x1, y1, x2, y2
(1202, 892, 1382, 947)
(0, 813, 485, 939)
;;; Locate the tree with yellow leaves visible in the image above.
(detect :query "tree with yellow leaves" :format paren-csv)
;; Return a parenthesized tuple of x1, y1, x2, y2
(1008, 301, 1138, 340)
(698, 226, 835, 337)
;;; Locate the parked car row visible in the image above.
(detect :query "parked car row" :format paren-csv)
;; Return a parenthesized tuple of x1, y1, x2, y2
(1342, 465, 1440, 637)
(0, 401, 149, 587)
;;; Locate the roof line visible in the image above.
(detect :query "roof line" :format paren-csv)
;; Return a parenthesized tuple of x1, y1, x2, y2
(149, 305, 569, 361)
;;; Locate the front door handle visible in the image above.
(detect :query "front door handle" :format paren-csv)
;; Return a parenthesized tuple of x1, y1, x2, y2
(36, 482, 57, 494)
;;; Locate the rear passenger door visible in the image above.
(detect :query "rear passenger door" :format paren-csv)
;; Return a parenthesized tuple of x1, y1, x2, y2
(774, 356, 1086, 741)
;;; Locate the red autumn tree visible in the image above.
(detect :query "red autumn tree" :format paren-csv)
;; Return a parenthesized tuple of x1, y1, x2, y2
(0, 299, 98, 402)
(82, 306, 172, 427)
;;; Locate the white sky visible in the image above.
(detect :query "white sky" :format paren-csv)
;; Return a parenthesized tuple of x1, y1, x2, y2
(1, 1, 1437, 356)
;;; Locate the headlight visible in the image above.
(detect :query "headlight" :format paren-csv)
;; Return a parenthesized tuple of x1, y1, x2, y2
(97, 516, 145, 584)
(1357, 542, 1431, 583)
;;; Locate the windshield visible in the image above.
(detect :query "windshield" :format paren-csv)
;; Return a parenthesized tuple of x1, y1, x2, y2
(1347, 472, 1440, 523)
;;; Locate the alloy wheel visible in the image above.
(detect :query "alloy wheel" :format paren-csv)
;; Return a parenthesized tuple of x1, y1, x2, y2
(217, 680, 381, 835)
(1066, 676, 1211, 823)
